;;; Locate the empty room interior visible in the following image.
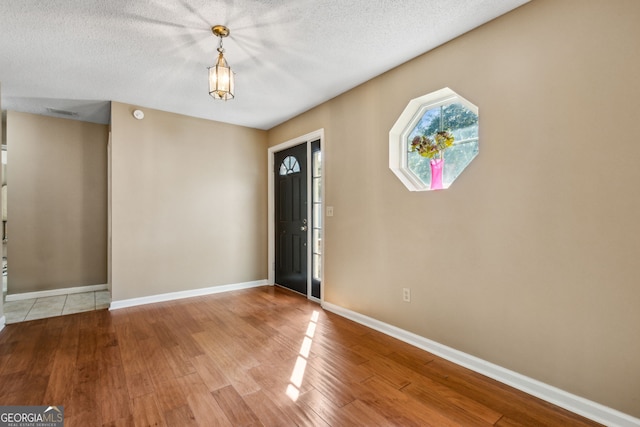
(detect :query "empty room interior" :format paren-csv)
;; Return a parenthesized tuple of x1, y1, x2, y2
(0, 0, 639, 426)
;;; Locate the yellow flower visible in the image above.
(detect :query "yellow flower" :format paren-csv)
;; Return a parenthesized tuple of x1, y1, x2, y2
(410, 130, 454, 159)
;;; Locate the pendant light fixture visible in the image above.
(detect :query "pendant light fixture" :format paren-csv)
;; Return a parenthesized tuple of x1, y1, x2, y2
(208, 25, 235, 101)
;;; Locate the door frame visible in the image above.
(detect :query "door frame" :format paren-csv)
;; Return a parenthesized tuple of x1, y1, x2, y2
(268, 129, 324, 302)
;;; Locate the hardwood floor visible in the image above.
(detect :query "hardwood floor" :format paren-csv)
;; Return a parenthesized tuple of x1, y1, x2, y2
(0, 286, 601, 426)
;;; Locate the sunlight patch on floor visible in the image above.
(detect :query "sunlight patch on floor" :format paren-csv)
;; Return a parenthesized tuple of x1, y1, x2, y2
(286, 310, 320, 401)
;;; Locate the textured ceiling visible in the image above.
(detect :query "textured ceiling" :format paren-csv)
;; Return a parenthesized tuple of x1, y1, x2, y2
(0, 0, 529, 129)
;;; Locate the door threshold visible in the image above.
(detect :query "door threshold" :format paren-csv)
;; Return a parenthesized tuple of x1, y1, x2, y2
(274, 284, 318, 302)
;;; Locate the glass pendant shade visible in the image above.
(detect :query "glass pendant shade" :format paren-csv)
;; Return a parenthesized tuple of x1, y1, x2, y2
(209, 52, 234, 100)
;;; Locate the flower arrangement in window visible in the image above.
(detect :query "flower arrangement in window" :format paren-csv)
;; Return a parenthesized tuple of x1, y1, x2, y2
(408, 130, 454, 190)
(409, 130, 454, 159)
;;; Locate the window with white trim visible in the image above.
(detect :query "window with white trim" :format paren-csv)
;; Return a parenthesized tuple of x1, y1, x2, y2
(389, 88, 479, 191)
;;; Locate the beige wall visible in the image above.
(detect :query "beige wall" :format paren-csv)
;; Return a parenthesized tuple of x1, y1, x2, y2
(268, 0, 640, 417)
(110, 102, 268, 301)
(7, 112, 108, 293)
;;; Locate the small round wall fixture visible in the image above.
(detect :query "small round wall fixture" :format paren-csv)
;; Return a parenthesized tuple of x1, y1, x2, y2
(133, 109, 145, 120)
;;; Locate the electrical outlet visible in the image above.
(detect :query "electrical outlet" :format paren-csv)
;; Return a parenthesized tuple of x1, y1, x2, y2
(326, 206, 334, 217)
(402, 288, 411, 302)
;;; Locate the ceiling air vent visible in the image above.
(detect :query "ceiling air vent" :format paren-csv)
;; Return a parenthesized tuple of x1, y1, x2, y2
(46, 108, 78, 117)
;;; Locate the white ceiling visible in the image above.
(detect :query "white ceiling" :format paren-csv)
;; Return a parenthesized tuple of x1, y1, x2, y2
(0, 0, 529, 130)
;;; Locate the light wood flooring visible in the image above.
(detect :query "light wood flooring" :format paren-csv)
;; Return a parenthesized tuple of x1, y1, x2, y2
(0, 286, 602, 426)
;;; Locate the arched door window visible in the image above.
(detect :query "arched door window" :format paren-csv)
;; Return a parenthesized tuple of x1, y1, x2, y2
(279, 156, 300, 175)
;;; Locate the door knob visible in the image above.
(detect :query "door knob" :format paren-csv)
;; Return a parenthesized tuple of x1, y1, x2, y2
(301, 225, 308, 231)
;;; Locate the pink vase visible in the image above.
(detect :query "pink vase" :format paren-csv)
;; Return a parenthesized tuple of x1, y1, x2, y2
(430, 158, 444, 190)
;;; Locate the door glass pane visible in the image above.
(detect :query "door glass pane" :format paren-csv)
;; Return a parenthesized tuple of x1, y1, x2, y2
(313, 178, 321, 203)
(279, 155, 300, 175)
(313, 228, 322, 254)
(311, 145, 322, 286)
(313, 151, 321, 177)
(313, 203, 322, 228)
(313, 254, 321, 282)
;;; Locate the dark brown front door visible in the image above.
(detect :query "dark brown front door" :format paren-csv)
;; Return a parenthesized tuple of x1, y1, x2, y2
(274, 143, 307, 295)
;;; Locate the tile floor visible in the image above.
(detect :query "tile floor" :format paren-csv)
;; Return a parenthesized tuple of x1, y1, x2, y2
(3, 290, 111, 324)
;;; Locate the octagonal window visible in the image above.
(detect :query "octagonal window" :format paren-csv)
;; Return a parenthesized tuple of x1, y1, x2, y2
(390, 88, 478, 191)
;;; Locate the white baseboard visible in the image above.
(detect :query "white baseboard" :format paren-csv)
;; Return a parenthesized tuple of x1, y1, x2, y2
(109, 279, 268, 310)
(0, 315, 5, 333)
(322, 301, 640, 427)
(5, 284, 109, 302)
